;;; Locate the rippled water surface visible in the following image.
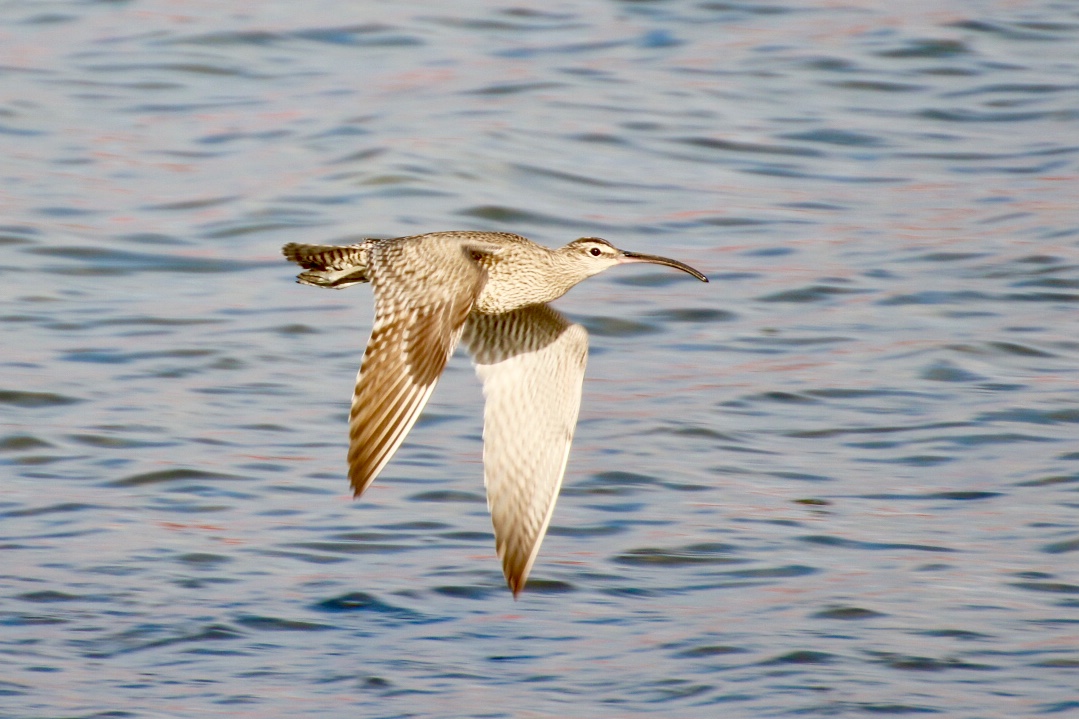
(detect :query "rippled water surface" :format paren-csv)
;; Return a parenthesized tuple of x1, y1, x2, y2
(3, 1, 1079, 717)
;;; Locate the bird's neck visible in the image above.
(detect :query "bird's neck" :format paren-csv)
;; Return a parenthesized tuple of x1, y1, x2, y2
(474, 246, 590, 314)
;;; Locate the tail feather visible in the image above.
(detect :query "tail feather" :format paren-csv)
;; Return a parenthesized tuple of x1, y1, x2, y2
(282, 241, 370, 271)
(282, 241, 374, 289)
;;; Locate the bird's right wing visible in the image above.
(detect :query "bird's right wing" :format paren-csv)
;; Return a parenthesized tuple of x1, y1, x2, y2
(463, 304, 588, 596)
(347, 242, 486, 496)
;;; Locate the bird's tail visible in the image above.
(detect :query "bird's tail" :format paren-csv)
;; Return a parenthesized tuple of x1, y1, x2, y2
(281, 241, 374, 289)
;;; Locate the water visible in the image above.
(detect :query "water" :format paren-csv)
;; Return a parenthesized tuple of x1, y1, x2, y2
(2, 0, 1078, 716)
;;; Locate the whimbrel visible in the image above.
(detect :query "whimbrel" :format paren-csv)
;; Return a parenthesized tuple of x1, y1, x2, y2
(283, 231, 707, 596)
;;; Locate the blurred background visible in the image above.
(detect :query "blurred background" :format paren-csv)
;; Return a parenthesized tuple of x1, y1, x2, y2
(1, 1, 1077, 717)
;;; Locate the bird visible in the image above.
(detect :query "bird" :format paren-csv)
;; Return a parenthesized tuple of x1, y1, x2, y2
(282, 231, 707, 596)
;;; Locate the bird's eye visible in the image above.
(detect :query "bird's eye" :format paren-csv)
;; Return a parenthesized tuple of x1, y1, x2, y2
(589, 247, 602, 256)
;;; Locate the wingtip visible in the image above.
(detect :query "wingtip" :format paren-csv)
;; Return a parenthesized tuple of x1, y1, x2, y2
(348, 466, 370, 499)
(349, 473, 370, 499)
(505, 566, 528, 598)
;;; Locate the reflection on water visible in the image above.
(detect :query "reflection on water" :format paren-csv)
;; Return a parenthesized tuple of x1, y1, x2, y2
(2, 0, 1078, 717)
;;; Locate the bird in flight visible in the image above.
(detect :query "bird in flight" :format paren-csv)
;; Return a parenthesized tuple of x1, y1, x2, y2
(283, 231, 707, 596)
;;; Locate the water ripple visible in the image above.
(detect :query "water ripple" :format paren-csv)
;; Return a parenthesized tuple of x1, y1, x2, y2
(3, 0, 1077, 716)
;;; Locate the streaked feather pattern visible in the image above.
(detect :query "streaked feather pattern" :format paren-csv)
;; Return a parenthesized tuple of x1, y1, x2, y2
(282, 241, 375, 288)
(463, 305, 587, 596)
(346, 237, 486, 496)
(282, 230, 707, 596)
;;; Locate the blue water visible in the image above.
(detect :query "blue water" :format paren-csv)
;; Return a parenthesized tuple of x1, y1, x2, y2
(2, 1, 1078, 717)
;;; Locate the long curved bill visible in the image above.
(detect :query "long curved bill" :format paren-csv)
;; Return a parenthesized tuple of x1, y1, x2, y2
(619, 250, 709, 282)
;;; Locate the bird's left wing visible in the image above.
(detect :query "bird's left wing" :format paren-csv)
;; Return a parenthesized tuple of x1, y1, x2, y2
(347, 240, 486, 496)
(462, 304, 588, 596)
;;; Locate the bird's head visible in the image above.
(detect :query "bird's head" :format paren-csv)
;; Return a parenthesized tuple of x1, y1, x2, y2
(563, 237, 708, 282)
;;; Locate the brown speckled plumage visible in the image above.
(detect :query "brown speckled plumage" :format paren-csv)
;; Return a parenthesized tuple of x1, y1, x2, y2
(282, 231, 706, 596)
